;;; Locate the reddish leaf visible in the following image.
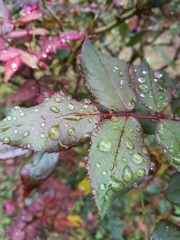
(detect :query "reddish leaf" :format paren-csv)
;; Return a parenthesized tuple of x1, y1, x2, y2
(6, 29, 28, 38)
(0, 37, 6, 50)
(0, 0, 13, 35)
(36, 85, 55, 104)
(15, 10, 43, 24)
(0, 47, 20, 62)
(60, 31, 85, 43)
(20, 50, 38, 69)
(2, 80, 38, 105)
(4, 55, 21, 82)
(29, 28, 49, 35)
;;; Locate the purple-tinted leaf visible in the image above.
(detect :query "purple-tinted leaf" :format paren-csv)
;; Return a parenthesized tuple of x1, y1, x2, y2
(151, 220, 180, 240)
(2, 80, 38, 105)
(36, 85, 55, 104)
(4, 56, 21, 82)
(29, 28, 50, 36)
(80, 39, 137, 112)
(0, 37, 6, 50)
(21, 152, 60, 188)
(0, 92, 100, 152)
(20, 50, 38, 69)
(0, 47, 20, 62)
(60, 31, 85, 43)
(0, 142, 31, 160)
(5, 30, 27, 38)
(88, 117, 150, 218)
(0, 0, 13, 35)
(15, 10, 43, 24)
(164, 173, 180, 206)
(156, 120, 180, 172)
(134, 60, 171, 112)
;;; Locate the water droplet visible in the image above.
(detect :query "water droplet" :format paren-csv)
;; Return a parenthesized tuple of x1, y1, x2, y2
(67, 127, 75, 136)
(136, 168, 145, 177)
(14, 129, 18, 134)
(54, 97, 63, 103)
(27, 143, 31, 148)
(113, 66, 119, 72)
(40, 133, 45, 138)
(48, 125, 60, 140)
(128, 97, 136, 108)
(13, 117, 17, 120)
(169, 148, 174, 153)
(92, 189, 96, 195)
(67, 103, 75, 110)
(123, 165, 133, 182)
(99, 183, 106, 190)
(172, 153, 180, 165)
(158, 95, 164, 100)
(97, 140, 112, 152)
(132, 153, 143, 164)
(135, 126, 141, 132)
(161, 101, 169, 108)
(119, 80, 124, 87)
(7, 116, 12, 121)
(40, 122, 46, 127)
(50, 106, 60, 113)
(125, 138, 134, 150)
(122, 157, 128, 164)
(119, 71, 124, 77)
(154, 71, 162, 78)
(109, 181, 125, 192)
(2, 137, 11, 144)
(111, 116, 119, 122)
(14, 106, 20, 110)
(138, 77, 146, 83)
(142, 70, 147, 74)
(133, 183, 138, 188)
(96, 163, 101, 168)
(102, 170, 107, 175)
(23, 131, 30, 138)
(79, 132, 91, 143)
(58, 142, 70, 151)
(113, 125, 119, 130)
(140, 93, 145, 98)
(20, 112, 25, 117)
(104, 194, 109, 202)
(34, 109, 39, 112)
(138, 84, 149, 93)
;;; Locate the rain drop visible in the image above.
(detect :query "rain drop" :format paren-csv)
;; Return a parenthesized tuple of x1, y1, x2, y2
(136, 168, 145, 177)
(133, 183, 138, 188)
(92, 189, 96, 195)
(142, 70, 147, 74)
(140, 93, 145, 98)
(40, 133, 45, 138)
(172, 153, 180, 165)
(20, 112, 26, 117)
(50, 106, 60, 113)
(97, 140, 112, 152)
(123, 165, 133, 182)
(161, 102, 169, 108)
(23, 131, 30, 138)
(158, 95, 165, 100)
(104, 195, 109, 202)
(132, 153, 143, 164)
(2, 137, 11, 144)
(99, 183, 106, 190)
(119, 71, 124, 77)
(138, 77, 146, 83)
(54, 97, 63, 103)
(40, 122, 46, 127)
(48, 125, 60, 140)
(88, 118, 93, 123)
(125, 138, 134, 150)
(109, 181, 125, 192)
(122, 157, 128, 164)
(119, 80, 124, 87)
(96, 163, 101, 168)
(102, 170, 107, 175)
(67, 127, 75, 136)
(138, 84, 149, 93)
(67, 103, 75, 110)
(154, 71, 162, 78)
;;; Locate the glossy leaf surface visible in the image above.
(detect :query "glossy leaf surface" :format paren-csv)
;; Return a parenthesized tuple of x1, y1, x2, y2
(88, 117, 150, 218)
(134, 60, 171, 112)
(80, 39, 137, 112)
(151, 220, 180, 240)
(164, 173, 180, 206)
(0, 92, 100, 152)
(156, 120, 180, 172)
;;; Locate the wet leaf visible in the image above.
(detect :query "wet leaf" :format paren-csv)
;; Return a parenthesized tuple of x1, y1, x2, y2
(0, 92, 100, 152)
(21, 152, 60, 187)
(80, 39, 137, 112)
(88, 117, 150, 219)
(4, 56, 21, 82)
(134, 60, 171, 112)
(172, 83, 180, 118)
(164, 173, 180, 206)
(151, 220, 180, 240)
(156, 120, 180, 172)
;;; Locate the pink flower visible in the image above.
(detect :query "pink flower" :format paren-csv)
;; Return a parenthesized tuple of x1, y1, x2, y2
(5, 203, 15, 213)
(87, 213, 94, 222)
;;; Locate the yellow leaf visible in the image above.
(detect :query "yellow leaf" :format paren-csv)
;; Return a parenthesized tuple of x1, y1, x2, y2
(67, 214, 83, 228)
(77, 176, 91, 195)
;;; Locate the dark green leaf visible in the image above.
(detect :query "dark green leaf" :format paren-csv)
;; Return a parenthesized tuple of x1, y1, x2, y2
(151, 220, 180, 240)
(147, 0, 173, 8)
(80, 39, 137, 112)
(88, 117, 150, 219)
(164, 173, 180, 206)
(0, 92, 100, 152)
(156, 120, 180, 172)
(134, 60, 171, 112)
(172, 83, 180, 118)
(127, 31, 147, 47)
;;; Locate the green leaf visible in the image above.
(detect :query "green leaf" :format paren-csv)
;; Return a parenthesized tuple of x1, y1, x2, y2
(21, 152, 60, 186)
(134, 60, 171, 112)
(80, 39, 137, 112)
(172, 83, 180, 118)
(151, 220, 180, 240)
(88, 117, 150, 219)
(147, 0, 173, 8)
(132, 102, 156, 134)
(164, 173, 180, 206)
(0, 92, 100, 152)
(156, 120, 180, 172)
(127, 31, 147, 47)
